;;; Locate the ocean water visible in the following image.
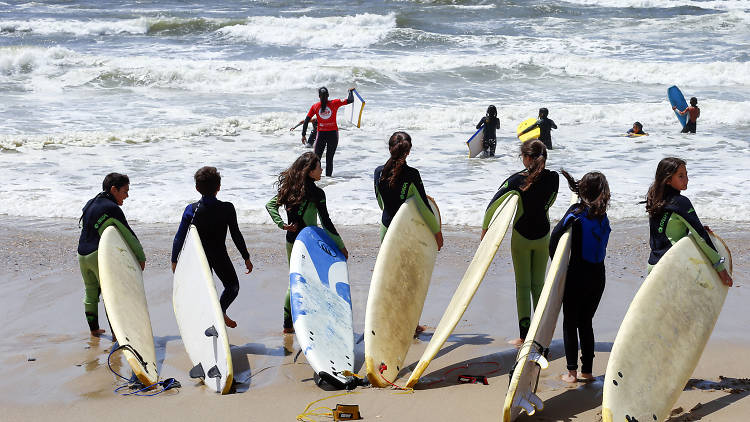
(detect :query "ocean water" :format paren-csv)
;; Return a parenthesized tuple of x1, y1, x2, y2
(1, 0, 749, 226)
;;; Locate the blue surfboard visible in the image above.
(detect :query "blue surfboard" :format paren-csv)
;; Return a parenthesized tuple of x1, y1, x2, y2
(668, 85, 688, 128)
(289, 226, 354, 389)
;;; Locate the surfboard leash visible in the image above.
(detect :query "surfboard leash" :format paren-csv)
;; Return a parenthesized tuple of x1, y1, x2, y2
(107, 344, 181, 397)
(296, 391, 360, 422)
(376, 363, 414, 393)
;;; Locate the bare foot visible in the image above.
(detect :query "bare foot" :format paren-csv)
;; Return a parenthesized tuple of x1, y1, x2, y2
(508, 338, 524, 347)
(224, 314, 237, 328)
(561, 371, 578, 383)
(414, 325, 426, 337)
(90, 329, 105, 337)
(283, 327, 295, 334)
(579, 373, 595, 382)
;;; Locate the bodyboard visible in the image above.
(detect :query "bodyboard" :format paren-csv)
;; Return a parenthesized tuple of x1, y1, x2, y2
(517, 118, 540, 143)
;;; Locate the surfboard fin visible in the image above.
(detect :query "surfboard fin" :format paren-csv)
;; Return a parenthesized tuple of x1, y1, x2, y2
(529, 351, 549, 369)
(189, 363, 205, 379)
(204, 325, 219, 337)
(207, 365, 221, 379)
(513, 391, 543, 416)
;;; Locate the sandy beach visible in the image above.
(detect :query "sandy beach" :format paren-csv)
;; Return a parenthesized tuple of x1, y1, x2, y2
(0, 216, 748, 421)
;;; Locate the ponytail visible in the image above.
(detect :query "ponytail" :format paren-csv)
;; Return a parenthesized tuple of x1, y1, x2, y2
(520, 140, 547, 192)
(382, 131, 412, 189)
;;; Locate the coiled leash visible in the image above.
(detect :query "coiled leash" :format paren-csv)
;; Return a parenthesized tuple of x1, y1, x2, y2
(107, 343, 181, 396)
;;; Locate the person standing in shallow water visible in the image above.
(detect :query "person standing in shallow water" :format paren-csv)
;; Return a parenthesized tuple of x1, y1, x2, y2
(301, 86, 355, 177)
(77, 173, 146, 338)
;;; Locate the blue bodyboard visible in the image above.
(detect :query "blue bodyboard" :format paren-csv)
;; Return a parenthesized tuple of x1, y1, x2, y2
(668, 85, 688, 128)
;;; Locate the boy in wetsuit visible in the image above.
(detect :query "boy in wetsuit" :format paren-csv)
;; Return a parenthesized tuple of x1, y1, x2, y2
(627, 121, 648, 136)
(78, 173, 146, 337)
(291, 116, 317, 147)
(519, 107, 557, 149)
(171, 166, 253, 328)
(673, 97, 700, 134)
(476, 105, 500, 157)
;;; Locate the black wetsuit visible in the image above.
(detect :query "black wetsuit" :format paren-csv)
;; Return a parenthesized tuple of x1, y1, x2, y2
(486, 169, 559, 240)
(171, 196, 250, 312)
(521, 117, 557, 149)
(373, 164, 439, 233)
(307, 120, 318, 148)
(550, 204, 610, 374)
(272, 179, 342, 246)
(477, 116, 500, 156)
(78, 192, 141, 256)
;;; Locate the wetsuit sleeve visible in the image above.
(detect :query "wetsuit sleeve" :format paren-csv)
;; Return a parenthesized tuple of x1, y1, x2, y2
(171, 205, 192, 263)
(266, 195, 286, 229)
(495, 118, 500, 129)
(476, 117, 485, 129)
(482, 177, 517, 229)
(668, 199, 725, 272)
(345, 90, 354, 105)
(98, 217, 146, 263)
(407, 183, 440, 234)
(315, 192, 346, 250)
(549, 208, 576, 258)
(227, 203, 250, 260)
(519, 120, 540, 136)
(550, 119, 557, 129)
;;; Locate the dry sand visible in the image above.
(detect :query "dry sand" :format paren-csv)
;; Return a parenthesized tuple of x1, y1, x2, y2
(0, 216, 748, 421)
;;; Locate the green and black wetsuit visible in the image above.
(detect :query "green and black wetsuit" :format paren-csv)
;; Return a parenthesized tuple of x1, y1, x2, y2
(482, 169, 558, 338)
(77, 192, 145, 332)
(373, 164, 440, 241)
(266, 179, 345, 329)
(648, 186, 726, 273)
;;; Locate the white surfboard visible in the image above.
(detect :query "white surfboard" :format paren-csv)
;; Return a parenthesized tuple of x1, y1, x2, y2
(467, 126, 485, 158)
(289, 226, 354, 389)
(503, 193, 577, 421)
(405, 193, 518, 387)
(347, 89, 365, 128)
(98, 225, 158, 386)
(602, 232, 732, 422)
(365, 196, 441, 387)
(173, 225, 233, 394)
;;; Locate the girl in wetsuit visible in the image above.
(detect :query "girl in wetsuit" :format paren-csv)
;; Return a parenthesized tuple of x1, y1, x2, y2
(549, 170, 611, 383)
(645, 157, 732, 285)
(476, 105, 500, 157)
(481, 140, 559, 345)
(171, 166, 254, 329)
(301, 87, 355, 176)
(267, 152, 349, 333)
(78, 173, 146, 337)
(673, 97, 700, 134)
(519, 107, 557, 149)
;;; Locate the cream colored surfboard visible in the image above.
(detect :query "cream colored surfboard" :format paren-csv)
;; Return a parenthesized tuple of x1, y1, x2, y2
(602, 232, 732, 422)
(365, 196, 441, 387)
(173, 225, 233, 394)
(98, 225, 158, 386)
(503, 192, 577, 421)
(405, 194, 518, 387)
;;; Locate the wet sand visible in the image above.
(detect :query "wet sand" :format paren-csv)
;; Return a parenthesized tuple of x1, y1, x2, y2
(0, 216, 748, 421)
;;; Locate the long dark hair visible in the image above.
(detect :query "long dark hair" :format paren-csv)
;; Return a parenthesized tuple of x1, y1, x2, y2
(381, 131, 412, 189)
(561, 169, 610, 219)
(646, 157, 686, 217)
(276, 152, 320, 207)
(318, 86, 329, 112)
(520, 140, 547, 191)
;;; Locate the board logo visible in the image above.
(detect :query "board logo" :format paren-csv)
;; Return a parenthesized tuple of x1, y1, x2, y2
(318, 240, 337, 257)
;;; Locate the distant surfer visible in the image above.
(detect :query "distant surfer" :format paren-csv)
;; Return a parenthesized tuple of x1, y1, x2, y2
(77, 173, 146, 338)
(627, 121, 648, 136)
(481, 140, 559, 346)
(374, 131, 443, 335)
(550, 170, 611, 383)
(266, 152, 348, 333)
(291, 116, 317, 148)
(171, 166, 254, 329)
(476, 105, 500, 157)
(301, 87, 355, 176)
(645, 157, 731, 285)
(518, 108, 557, 149)
(672, 97, 700, 134)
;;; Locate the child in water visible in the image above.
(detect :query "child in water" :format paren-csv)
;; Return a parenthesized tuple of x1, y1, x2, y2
(267, 152, 348, 333)
(549, 170, 611, 383)
(519, 107, 557, 149)
(627, 121, 648, 136)
(673, 97, 700, 134)
(645, 157, 731, 285)
(291, 116, 317, 147)
(476, 105, 500, 157)
(171, 166, 253, 328)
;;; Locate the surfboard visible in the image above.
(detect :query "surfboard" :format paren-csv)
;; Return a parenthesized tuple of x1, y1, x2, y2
(98, 225, 158, 386)
(602, 232, 732, 422)
(347, 89, 365, 128)
(289, 226, 354, 389)
(405, 193, 518, 387)
(503, 192, 578, 421)
(517, 117, 540, 143)
(668, 85, 688, 128)
(173, 225, 233, 394)
(466, 126, 485, 158)
(365, 196, 441, 387)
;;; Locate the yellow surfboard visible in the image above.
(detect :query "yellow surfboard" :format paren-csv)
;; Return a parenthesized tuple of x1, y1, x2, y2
(517, 118, 540, 143)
